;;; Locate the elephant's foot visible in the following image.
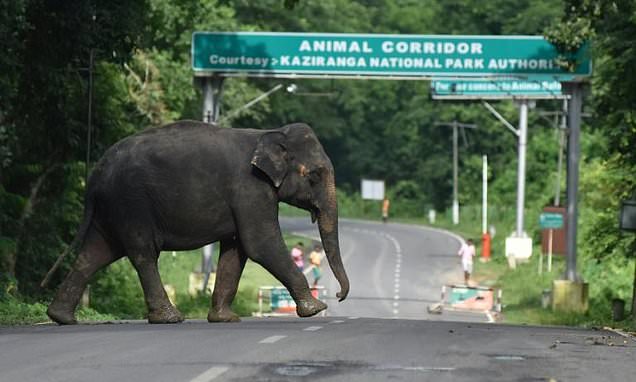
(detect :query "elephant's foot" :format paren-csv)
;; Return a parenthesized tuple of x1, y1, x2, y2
(296, 297, 327, 318)
(147, 304, 184, 324)
(207, 308, 241, 323)
(47, 303, 77, 325)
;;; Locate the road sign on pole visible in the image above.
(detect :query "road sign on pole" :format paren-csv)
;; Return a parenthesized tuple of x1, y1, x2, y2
(192, 32, 591, 79)
(540, 212, 564, 229)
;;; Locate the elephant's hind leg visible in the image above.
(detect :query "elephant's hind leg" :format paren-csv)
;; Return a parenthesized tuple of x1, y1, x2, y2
(127, 248, 184, 324)
(47, 227, 120, 325)
(208, 238, 247, 323)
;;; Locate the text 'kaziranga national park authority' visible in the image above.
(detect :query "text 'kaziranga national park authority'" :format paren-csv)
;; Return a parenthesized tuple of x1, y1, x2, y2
(192, 32, 591, 78)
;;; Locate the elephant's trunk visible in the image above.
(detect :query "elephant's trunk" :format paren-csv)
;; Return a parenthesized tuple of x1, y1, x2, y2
(317, 177, 350, 301)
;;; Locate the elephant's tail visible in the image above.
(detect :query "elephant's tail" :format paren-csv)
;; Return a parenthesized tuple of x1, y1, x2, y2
(40, 192, 96, 288)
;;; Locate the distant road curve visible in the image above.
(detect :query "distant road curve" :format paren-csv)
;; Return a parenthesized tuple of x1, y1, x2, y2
(280, 216, 486, 322)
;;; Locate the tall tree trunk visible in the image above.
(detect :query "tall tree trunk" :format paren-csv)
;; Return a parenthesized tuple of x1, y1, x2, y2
(11, 163, 60, 278)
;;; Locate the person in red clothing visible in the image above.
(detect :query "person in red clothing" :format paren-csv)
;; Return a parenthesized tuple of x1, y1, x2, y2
(290, 242, 304, 272)
(382, 197, 390, 223)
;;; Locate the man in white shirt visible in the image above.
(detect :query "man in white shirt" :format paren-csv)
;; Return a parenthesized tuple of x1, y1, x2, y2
(458, 239, 476, 285)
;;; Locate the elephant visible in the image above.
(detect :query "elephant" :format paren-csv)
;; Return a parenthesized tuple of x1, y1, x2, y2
(46, 120, 350, 324)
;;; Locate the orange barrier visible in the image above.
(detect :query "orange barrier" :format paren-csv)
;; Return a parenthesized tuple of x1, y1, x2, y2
(481, 232, 491, 260)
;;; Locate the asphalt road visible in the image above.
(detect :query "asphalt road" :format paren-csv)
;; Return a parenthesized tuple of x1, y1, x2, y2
(2, 318, 635, 381)
(280, 216, 486, 322)
(2, 217, 635, 381)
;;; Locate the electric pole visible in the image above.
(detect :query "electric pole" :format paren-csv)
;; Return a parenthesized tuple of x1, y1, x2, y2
(434, 121, 477, 225)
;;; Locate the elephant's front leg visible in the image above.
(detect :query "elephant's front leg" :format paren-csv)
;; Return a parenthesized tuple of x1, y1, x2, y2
(235, 210, 327, 317)
(128, 251, 184, 324)
(208, 238, 247, 322)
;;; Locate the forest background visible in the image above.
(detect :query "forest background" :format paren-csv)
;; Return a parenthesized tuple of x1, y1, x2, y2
(1, 0, 635, 325)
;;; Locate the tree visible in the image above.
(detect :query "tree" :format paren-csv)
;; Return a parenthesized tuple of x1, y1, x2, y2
(1, 0, 150, 295)
(547, 0, 636, 318)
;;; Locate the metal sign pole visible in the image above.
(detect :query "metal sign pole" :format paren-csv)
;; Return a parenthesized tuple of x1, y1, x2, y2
(202, 76, 225, 123)
(564, 83, 583, 281)
(515, 99, 529, 237)
(482, 155, 488, 234)
(452, 121, 459, 225)
(434, 121, 476, 225)
(555, 99, 568, 207)
(200, 75, 225, 289)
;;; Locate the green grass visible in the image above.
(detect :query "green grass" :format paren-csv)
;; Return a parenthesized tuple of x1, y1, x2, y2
(0, 295, 115, 325)
(482, 254, 636, 330)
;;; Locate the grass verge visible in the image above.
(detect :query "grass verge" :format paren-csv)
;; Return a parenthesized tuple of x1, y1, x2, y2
(0, 295, 115, 325)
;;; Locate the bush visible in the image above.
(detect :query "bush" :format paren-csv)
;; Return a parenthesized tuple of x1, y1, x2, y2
(90, 259, 146, 319)
(0, 295, 115, 325)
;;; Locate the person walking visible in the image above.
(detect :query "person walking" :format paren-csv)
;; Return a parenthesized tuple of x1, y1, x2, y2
(458, 238, 476, 285)
(308, 244, 324, 287)
(290, 242, 304, 272)
(382, 197, 390, 223)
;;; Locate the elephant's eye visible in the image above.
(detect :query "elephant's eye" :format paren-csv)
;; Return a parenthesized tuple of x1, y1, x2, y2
(309, 171, 321, 184)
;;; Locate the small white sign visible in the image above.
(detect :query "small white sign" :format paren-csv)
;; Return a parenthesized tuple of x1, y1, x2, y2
(361, 179, 385, 200)
(505, 237, 533, 260)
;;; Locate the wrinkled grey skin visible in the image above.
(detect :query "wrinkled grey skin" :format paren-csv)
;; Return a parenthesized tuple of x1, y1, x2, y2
(47, 121, 350, 324)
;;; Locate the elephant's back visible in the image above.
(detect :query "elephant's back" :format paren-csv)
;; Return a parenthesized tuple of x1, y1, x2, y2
(87, 121, 264, 196)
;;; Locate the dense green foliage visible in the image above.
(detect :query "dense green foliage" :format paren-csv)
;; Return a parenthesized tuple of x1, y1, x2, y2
(0, 0, 634, 325)
(545, 0, 636, 316)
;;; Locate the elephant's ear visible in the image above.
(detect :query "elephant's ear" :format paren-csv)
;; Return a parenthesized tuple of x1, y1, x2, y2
(251, 131, 288, 188)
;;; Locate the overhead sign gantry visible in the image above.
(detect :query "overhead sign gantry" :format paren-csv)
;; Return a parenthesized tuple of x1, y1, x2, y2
(192, 32, 590, 79)
(192, 31, 590, 286)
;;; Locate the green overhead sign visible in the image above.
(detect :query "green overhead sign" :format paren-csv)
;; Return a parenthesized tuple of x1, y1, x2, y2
(431, 79, 564, 99)
(192, 32, 591, 79)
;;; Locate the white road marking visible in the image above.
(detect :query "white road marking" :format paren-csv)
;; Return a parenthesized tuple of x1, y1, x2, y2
(376, 365, 456, 372)
(329, 320, 345, 324)
(304, 326, 323, 331)
(189, 366, 229, 382)
(380, 232, 403, 318)
(259, 335, 287, 344)
(348, 316, 359, 320)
